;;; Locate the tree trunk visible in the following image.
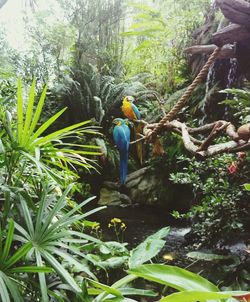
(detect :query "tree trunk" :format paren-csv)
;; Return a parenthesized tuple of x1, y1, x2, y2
(216, 0, 250, 27)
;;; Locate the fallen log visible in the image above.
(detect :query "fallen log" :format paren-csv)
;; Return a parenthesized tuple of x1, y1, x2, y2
(184, 44, 235, 59)
(216, 0, 250, 28)
(212, 23, 250, 46)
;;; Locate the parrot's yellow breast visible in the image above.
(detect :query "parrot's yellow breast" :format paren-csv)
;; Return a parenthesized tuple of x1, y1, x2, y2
(122, 100, 137, 120)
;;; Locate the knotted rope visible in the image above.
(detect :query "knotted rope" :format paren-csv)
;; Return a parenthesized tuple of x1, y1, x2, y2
(147, 46, 221, 141)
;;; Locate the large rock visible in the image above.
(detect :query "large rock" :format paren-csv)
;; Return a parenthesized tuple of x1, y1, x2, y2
(98, 182, 132, 206)
(98, 167, 174, 207)
(126, 167, 162, 205)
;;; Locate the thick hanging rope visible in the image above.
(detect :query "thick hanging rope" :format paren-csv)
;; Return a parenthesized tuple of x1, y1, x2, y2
(147, 46, 221, 141)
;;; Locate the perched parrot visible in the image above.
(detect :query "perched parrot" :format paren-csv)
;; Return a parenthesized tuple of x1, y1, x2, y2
(122, 96, 141, 120)
(113, 118, 130, 185)
(121, 96, 143, 164)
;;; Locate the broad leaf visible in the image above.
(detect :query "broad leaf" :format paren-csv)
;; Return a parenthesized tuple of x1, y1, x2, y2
(244, 183, 250, 191)
(128, 264, 219, 292)
(129, 227, 170, 268)
(160, 291, 249, 302)
(187, 251, 233, 262)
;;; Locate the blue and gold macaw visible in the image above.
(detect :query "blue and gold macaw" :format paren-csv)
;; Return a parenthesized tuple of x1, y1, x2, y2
(113, 118, 130, 185)
(121, 96, 143, 164)
(121, 96, 141, 121)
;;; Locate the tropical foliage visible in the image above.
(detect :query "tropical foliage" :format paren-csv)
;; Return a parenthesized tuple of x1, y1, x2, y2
(170, 153, 250, 247)
(0, 0, 249, 301)
(123, 1, 211, 93)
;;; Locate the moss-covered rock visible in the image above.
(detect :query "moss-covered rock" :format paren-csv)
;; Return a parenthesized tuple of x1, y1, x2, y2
(97, 167, 191, 209)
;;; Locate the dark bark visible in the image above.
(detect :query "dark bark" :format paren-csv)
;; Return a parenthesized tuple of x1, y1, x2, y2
(184, 44, 235, 59)
(212, 23, 250, 46)
(216, 0, 250, 27)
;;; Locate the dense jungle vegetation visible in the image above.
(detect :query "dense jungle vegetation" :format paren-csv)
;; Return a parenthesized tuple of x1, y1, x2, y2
(0, 0, 249, 301)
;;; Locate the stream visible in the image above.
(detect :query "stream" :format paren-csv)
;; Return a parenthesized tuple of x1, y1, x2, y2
(93, 204, 191, 266)
(94, 205, 250, 287)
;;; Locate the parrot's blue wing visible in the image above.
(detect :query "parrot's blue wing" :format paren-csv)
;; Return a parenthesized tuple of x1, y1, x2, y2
(113, 123, 130, 184)
(131, 103, 143, 164)
(132, 103, 141, 120)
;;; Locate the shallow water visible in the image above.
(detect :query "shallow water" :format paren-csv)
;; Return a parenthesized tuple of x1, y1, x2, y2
(92, 204, 248, 267)
(92, 204, 191, 266)
(92, 204, 250, 296)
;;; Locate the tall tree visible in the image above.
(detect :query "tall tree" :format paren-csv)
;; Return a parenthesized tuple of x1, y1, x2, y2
(59, 0, 125, 73)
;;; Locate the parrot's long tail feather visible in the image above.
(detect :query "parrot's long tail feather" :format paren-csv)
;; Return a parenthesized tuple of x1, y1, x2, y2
(135, 123, 143, 165)
(119, 151, 128, 184)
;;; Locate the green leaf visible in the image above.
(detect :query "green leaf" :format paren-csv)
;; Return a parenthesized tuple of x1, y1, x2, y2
(98, 256, 129, 269)
(1, 273, 23, 302)
(42, 250, 81, 293)
(9, 266, 53, 273)
(120, 288, 157, 297)
(160, 291, 250, 302)
(34, 188, 47, 234)
(0, 227, 2, 257)
(17, 78, 23, 144)
(149, 227, 170, 240)
(99, 241, 128, 255)
(186, 251, 233, 262)
(14, 222, 31, 242)
(67, 231, 103, 244)
(133, 40, 155, 53)
(129, 3, 158, 13)
(0, 138, 5, 153)
(4, 242, 32, 269)
(111, 275, 138, 289)
(1, 219, 14, 262)
(86, 278, 123, 298)
(41, 184, 74, 235)
(103, 298, 137, 302)
(36, 250, 48, 302)
(33, 120, 92, 146)
(0, 273, 11, 302)
(94, 275, 138, 302)
(129, 227, 170, 269)
(48, 247, 96, 280)
(129, 239, 165, 268)
(20, 197, 35, 237)
(5, 110, 13, 141)
(87, 288, 103, 295)
(28, 84, 47, 136)
(20, 151, 64, 181)
(22, 79, 35, 144)
(128, 264, 219, 292)
(31, 107, 67, 140)
(243, 183, 250, 191)
(46, 205, 106, 238)
(44, 195, 97, 237)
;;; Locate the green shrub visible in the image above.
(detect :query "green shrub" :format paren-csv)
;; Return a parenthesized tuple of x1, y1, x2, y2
(170, 153, 250, 247)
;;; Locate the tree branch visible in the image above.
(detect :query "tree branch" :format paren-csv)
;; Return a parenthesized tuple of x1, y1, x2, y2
(142, 119, 250, 157)
(184, 44, 235, 59)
